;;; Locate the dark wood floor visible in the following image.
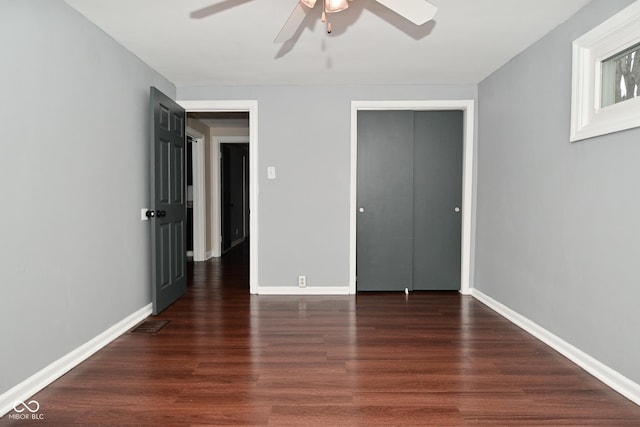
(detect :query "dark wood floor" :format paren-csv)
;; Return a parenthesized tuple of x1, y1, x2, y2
(3, 242, 640, 426)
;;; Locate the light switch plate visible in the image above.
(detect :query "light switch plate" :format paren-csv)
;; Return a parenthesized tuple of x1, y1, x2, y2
(267, 166, 276, 179)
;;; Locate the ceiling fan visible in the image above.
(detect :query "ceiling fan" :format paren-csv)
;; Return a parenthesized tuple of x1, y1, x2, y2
(274, 0, 438, 42)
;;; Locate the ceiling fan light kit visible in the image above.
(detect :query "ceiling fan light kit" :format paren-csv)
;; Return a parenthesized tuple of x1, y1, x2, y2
(300, 0, 350, 34)
(300, 0, 349, 13)
(324, 0, 350, 13)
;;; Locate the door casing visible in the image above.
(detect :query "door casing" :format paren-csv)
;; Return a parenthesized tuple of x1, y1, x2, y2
(178, 100, 258, 295)
(186, 126, 206, 261)
(349, 100, 475, 295)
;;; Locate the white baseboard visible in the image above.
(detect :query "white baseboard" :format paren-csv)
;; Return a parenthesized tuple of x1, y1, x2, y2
(256, 286, 351, 295)
(0, 304, 153, 417)
(471, 289, 640, 406)
(205, 250, 215, 260)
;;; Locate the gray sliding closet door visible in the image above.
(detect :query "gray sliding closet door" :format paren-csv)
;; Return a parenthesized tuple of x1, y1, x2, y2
(356, 110, 462, 292)
(357, 111, 414, 292)
(413, 111, 463, 290)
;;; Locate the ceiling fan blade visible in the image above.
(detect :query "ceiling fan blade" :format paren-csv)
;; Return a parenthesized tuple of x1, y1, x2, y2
(274, 2, 308, 43)
(375, 0, 438, 25)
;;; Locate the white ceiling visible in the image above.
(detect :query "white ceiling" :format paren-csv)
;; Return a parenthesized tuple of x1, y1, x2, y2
(63, 0, 591, 87)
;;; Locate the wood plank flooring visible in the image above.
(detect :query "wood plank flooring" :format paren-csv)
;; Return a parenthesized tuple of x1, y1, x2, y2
(2, 242, 639, 426)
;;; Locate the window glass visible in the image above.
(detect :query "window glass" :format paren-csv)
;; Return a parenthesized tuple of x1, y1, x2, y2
(601, 41, 640, 107)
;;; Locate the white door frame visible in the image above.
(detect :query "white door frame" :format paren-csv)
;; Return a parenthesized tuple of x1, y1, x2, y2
(178, 100, 259, 295)
(349, 100, 475, 295)
(186, 126, 206, 261)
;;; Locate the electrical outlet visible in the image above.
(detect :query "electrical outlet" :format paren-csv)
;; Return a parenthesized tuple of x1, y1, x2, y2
(298, 275, 306, 288)
(141, 208, 149, 221)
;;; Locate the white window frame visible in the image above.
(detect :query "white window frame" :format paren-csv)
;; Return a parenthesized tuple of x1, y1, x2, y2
(570, 1, 640, 142)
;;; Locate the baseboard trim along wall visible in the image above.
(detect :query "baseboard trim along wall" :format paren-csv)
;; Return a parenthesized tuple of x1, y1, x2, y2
(0, 303, 153, 417)
(256, 286, 351, 295)
(471, 289, 640, 406)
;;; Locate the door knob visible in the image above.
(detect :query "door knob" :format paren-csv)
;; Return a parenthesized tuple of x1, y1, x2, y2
(359, 208, 365, 213)
(156, 210, 167, 217)
(145, 210, 156, 218)
(454, 207, 460, 213)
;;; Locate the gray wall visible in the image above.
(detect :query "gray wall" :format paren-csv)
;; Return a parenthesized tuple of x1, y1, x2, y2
(177, 85, 477, 288)
(476, 0, 640, 384)
(0, 0, 174, 394)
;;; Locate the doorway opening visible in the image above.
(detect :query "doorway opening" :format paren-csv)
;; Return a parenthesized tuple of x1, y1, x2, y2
(221, 142, 250, 253)
(179, 100, 258, 294)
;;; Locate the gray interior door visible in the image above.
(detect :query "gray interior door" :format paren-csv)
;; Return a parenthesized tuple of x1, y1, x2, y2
(413, 111, 463, 290)
(149, 87, 187, 314)
(356, 110, 462, 292)
(357, 111, 414, 291)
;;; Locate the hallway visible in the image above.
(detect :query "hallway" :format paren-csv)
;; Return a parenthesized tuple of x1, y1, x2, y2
(2, 242, 640, 425)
